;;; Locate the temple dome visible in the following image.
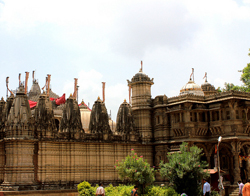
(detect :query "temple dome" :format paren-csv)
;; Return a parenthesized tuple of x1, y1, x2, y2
(116, 99, 135, 134)
(180, 78, 204, 96)
(129, 69, 154, 84)
(201, 81, 216, 91)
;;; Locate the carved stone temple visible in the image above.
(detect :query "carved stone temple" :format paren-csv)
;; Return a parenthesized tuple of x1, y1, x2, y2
(0, 68, 250, 195)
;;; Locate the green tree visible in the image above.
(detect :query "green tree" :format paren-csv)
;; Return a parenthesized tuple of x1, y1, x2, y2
(221, 49, 250, 92)
(115, 149, 155, 194)
(159, 142, 209, 196)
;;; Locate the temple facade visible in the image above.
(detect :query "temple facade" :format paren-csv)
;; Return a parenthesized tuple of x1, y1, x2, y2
(0, 68, 250, 195)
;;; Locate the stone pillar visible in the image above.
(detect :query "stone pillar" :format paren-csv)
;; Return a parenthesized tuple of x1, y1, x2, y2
(233, 153, 241, 183)
(231, 141, 241, 184)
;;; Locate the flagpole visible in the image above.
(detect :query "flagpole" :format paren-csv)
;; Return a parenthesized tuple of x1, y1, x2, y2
(217, 136, 222, 195)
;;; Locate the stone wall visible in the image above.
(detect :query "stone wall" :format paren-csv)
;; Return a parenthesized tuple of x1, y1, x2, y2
(36, 142, 153, 185)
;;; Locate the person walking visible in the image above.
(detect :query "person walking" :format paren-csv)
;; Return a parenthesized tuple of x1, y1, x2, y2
(131, 185, 138, 196)
(96, 182, 105, 196)
(238, 181, 244, 196)
(243, 179, 250, 196)
(203, 179, 210, 196)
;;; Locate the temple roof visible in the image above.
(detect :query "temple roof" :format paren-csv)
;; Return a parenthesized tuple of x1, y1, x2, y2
(180, 78, 204, 96)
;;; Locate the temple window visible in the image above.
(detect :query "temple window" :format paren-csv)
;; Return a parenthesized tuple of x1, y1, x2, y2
(155, 115, 161, 125)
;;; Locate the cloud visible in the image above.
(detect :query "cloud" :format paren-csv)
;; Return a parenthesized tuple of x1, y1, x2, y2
(110, 0, 201, 57)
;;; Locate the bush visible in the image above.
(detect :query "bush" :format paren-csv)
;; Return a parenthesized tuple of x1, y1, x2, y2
(115, 149, 155, 193)
(77, 181, 96, 196)
(77, 181, 179, 196)
(211, 190, 220, 196)
(147, 186, 179, 196)
(105, 184, 134, 196)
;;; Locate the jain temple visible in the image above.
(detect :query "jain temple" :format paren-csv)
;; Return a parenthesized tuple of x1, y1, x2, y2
(0, 67, 250, 195)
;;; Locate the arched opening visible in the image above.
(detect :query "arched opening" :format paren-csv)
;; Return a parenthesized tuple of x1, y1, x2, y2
(55, 119, 60, 131)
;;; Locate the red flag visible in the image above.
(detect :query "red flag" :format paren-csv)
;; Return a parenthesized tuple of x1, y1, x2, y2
(215, 145, 217, 154)
(28, 100, 37, 108)
(55, 93, 66, 105)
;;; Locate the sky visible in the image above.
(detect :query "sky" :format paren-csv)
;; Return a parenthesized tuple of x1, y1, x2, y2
(0, 0, 250, 121)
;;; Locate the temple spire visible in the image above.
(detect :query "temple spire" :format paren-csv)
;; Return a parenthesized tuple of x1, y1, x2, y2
(140, 61, 143, 72)
(19, 73, 21, 87)
(203, 72, 207, 82)
(190, 68, 194, 81)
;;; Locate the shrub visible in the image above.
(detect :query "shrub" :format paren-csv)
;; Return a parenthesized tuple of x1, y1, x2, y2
(159, 142, 209, 195)
(147, 186, 179, 196)
(115, 149, 155, 193)
(105, 184, 134, 196)
(77, 181, 179, 196)
(77, 181, 95, 196)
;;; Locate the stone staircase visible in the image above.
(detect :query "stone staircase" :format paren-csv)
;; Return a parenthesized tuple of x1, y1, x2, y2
(229, 187, 239, 196)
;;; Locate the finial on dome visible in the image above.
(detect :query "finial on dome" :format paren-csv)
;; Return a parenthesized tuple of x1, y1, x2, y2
(203, 72, 207, 82)
(139, 61, 143, 72)
(124, 99, 127, 103)
(81, 99, 85, 105)
(190, 68, 194, 81)
(98, 96, 100, 100)
(70, 93, 73, 97)
(1, 97, 4, 101)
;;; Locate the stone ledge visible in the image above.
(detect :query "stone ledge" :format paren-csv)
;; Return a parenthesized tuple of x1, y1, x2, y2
(0, 189, 78, 196)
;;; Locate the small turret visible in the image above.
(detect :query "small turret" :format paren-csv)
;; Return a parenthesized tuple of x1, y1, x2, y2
(116, 99, 140, 141)
(116, 99, 135, 134)
(89, 97, 111, 135)
(59, 94, 83, 139)
(34, 92, 57, 139)
(127, 63, 154, 143)
(5, 84, 34, 139)
(29, 80, 41, 98)
(201, 72, 217, 96)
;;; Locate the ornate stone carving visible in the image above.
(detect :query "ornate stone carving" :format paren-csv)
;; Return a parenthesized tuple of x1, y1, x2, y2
(59, 95, 83, 140)
(89, 97, 111, 136)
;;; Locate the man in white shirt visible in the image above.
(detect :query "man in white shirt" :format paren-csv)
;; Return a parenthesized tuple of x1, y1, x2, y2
(203, 179, 210, 196)
(96, 182, 105, 196)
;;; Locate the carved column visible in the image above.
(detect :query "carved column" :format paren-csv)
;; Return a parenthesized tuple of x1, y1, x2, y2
(219, 110, 222, 121)
(231, 141, 241, 184)
(180, 112, 183, 122)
